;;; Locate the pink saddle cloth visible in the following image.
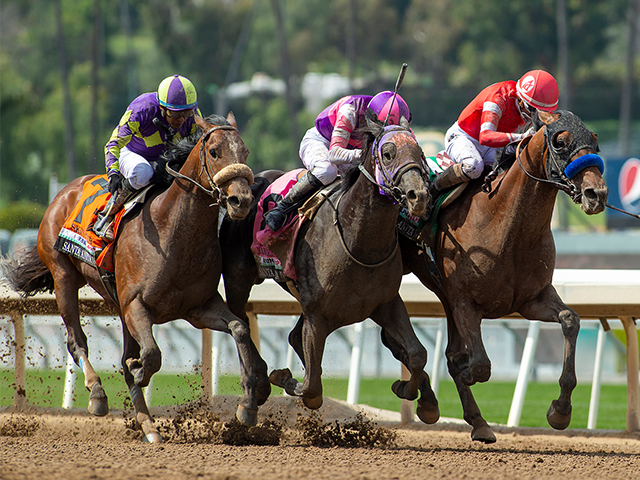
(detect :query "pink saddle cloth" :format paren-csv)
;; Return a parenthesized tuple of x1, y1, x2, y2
(251, 169, 308, 281)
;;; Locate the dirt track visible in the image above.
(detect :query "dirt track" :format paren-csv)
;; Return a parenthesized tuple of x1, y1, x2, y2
(2, 395, 640, 480)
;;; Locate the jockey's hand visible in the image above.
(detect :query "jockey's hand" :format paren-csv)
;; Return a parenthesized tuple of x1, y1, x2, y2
(108, 172, 124, 195)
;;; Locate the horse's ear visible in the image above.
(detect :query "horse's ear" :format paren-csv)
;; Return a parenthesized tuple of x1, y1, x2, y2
(194, 115, 209, 131)
(400, 116, 410, 128)
(226, 111, 238, 129)
(365, 107, 384, 136)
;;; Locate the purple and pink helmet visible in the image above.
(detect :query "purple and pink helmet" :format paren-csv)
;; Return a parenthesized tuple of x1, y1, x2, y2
(157, 74, 198, 111)
(367, 91, 410, 124)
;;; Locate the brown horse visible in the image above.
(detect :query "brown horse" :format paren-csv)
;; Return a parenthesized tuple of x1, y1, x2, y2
(2, 113, 270, 443)
(221, 114, 441, 422)
(400, 110, 608, 443)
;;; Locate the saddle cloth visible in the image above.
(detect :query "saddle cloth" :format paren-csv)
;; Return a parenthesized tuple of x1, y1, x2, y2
(251, 169, 308, 282)
(53, 175, 143, 272)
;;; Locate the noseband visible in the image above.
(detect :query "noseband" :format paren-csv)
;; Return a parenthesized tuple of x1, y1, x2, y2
(165, 124, 245, 205)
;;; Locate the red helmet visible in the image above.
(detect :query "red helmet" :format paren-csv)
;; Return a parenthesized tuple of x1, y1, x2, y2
(516, 70, 558, 112)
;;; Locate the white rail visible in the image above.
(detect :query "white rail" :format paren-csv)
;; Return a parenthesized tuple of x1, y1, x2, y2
(2, 269, 639, 431)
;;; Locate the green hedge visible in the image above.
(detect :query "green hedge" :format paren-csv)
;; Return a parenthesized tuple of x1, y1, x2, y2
(0, 201, 46, 232)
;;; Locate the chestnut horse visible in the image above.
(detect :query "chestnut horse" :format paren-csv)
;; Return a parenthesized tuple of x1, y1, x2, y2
(2, 113, 270, 443)
(400, 110, 608, 443)
(221, 114, 441, 422)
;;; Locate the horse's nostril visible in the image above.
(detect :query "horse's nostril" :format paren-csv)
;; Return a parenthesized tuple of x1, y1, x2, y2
(227, 196, 240, 207)
(406, 190, 418, 202)
(583, 188, 597, 202)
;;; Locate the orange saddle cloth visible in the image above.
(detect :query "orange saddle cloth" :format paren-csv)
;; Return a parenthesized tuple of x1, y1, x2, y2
(53, 175, 125, 272)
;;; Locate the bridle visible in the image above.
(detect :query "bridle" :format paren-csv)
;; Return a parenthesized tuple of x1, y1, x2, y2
(360, 125, 429, 207)
(165, 124, 241, 206)
(484, 111, 603, 204)
(327, 124, 427, 268)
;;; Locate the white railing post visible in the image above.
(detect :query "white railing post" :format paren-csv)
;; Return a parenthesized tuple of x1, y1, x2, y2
(211, 330, 224, 396)
(346, 322, 365, 405)
(11, 312, 27, 409)
(621, 316, 640, 432)
(62, 351, 77, 409)
(588, 322, 607, 429)
(431, 318, 446, 395)
(507, 320, 541, 427)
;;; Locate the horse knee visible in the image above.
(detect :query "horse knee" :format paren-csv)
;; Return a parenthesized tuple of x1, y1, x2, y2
(470, 356, 491, 383)
(559, 310, 580, 338)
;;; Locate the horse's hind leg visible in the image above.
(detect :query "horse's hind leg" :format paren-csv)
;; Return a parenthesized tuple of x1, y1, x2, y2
(121, 324, 162, 444)
(445, 316, 495, 443)
(269, 315, 307, 396)
(370, 296, 440, 424)
(518, 284, 579, 430)
(51, 264, 108, 416)
(187, 293, 271, 426)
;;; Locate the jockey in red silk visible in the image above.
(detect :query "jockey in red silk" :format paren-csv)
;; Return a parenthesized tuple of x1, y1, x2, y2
(265, 91, 411, 232)
(96, 74, 201, 241)
(430, 70, 559, 200)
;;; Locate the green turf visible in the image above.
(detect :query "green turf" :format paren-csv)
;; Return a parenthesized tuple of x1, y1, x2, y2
(0, 370, 629, 430)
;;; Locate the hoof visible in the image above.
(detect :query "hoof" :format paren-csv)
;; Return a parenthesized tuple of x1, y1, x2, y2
(142, 431, 164, 444)
(391, 380, 417, 401)
(269, 368, 292, 388)
(547, 401, 571, 430)
(236, 404, 258, 426)
(471, 425, 496, 444)
(303, 396, 323, 409)
(87, 384, 109, 416)
(416, 399, 440, 424)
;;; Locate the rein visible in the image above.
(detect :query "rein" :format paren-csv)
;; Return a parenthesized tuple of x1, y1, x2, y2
(326, 125, 422, 268)
(165, 124, 239, 205)
(325, 189, 400, 268)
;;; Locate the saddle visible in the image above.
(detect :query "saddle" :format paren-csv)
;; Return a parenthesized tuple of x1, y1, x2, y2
(251, 170, 340, 282)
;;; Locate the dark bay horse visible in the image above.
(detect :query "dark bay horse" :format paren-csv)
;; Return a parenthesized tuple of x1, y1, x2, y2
(2, 113, 270, 443)
(221, 114, 441, 422)
(400, 110, 608, 443)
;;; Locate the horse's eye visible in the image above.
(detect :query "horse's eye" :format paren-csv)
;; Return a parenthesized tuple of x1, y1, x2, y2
(381, 143, 396, 164)
(552, 132, 571, 151)
(209, 148, 217, 158)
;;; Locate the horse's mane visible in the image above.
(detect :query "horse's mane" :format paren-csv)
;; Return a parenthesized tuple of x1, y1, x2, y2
(339, 125, 377, 193)
(156, 114, 231, 186)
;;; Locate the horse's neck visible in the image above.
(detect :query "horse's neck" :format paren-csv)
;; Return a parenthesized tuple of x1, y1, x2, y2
(498, 149, 558, 234)
(338, 166, 398, 250)
(152, 161, 220, 239)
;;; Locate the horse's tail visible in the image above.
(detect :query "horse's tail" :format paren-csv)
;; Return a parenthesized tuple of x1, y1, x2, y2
(0, 246, 54, 296)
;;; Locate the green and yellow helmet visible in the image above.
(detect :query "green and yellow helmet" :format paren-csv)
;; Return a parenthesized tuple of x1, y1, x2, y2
(157, 74, 198, 111)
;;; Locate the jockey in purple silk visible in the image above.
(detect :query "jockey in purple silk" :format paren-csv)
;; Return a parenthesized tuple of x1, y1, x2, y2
(96, 74, 201, 241)
(264, 91, 411, 232)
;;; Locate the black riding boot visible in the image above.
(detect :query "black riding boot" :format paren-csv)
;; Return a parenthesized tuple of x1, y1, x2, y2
(94, 179, 138, 241)
(264, 171, 323, 232)
(425, 163, 471, 218)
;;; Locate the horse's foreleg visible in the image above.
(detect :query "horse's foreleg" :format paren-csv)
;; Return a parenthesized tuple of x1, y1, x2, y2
(519, 285, 579, 430)
(288, 315, 305, 367)
(297, 314, 327, 409)
(54, 273, 108, 416)
(445, 317, 495, 443)
(121, 324, 162, 444)
(371, 297, 439, 424)
(452, 305, 491, 384)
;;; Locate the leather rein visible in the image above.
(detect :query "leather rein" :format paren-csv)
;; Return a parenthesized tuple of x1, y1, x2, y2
(326, 126, 426, 268)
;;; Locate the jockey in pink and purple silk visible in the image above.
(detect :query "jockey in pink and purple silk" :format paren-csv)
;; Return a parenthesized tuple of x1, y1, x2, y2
(264, 91, 412, 232)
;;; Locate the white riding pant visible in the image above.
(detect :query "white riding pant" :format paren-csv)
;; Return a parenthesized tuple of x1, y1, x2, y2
(118, 146, 154, 189)
(299, 127, 354, 185)
(444, 123, 498, 180)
